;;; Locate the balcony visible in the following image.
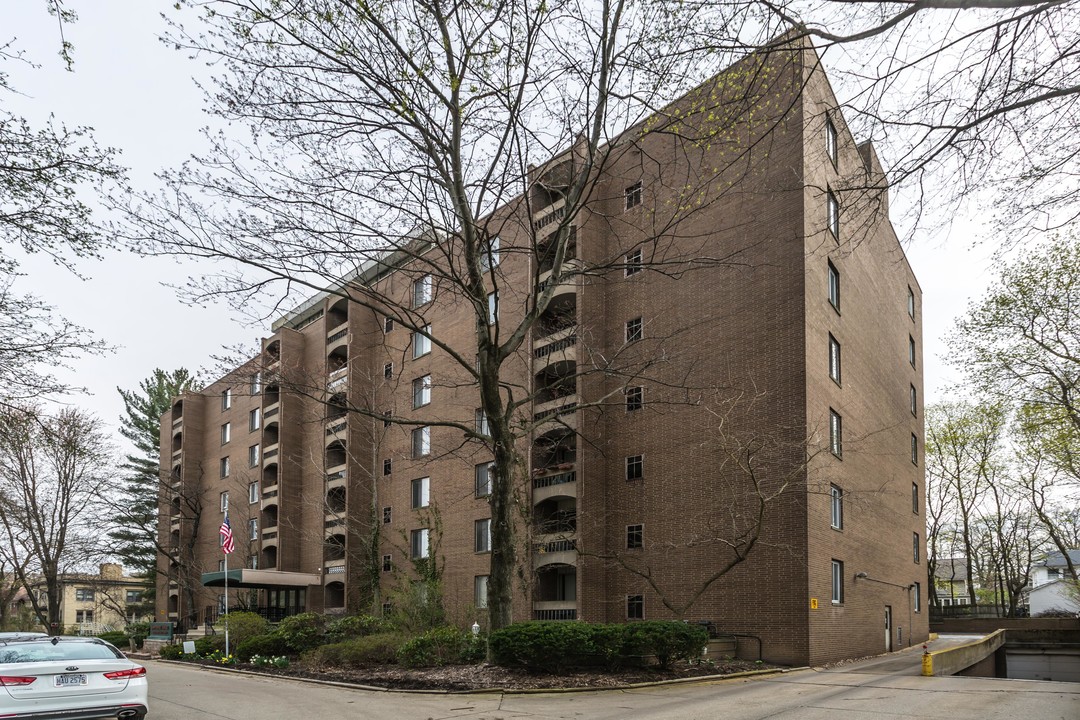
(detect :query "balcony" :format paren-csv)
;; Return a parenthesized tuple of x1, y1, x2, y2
(532, 399, 577, 428)
(326, 322, 348, 349)
(326, 469, 346, 489)
(533, 328, 577, 368)
(324, 559, 346, 574)
(533, 470, 576, 504)
(325, 419, 347, 437)
(533, 197, 566, 231)
(327, 365, 348, 392)
(171, 416, 183, 429)
(532, 602, 577, 621)
(537, 259, 580, 297)
(264, 401, 281, 419)
(533, 536, 577, 568)
(263, 443, 280, 465)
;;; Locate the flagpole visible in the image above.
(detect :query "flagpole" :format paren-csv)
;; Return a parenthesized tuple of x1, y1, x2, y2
(224, 510, 230, 657)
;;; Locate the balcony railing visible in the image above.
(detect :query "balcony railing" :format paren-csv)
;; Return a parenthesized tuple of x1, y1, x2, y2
(326, 470, 346, 483)
(326, 421, 347, 435)
(264, 404, 280, 418)
(264, 447, 279, 460)
(535, 333, 577, 359)
(533, 200, 566, 231)
(326, 327, 348, 344)
(261, 530, 278, 541)
(326, 565, 346, 575)
(172, 416, 183, 428)
(533, 608, 577, 621)
(533, 471, 575, 489)
(535, 539, 577, 554)
(262, 489, 278, 500)
(533, 402, 577, 422)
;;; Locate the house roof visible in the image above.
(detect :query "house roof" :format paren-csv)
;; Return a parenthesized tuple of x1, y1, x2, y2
(934, 558, 969, 582)
(1038, 550, 1080, 568)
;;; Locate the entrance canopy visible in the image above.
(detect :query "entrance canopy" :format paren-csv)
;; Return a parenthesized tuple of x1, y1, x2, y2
(200, 569, 320, 588)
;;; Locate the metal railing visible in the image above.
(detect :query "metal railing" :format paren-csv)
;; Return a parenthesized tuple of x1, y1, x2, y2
(326, 328, 348, 344)
(533, 402, 577, 422)
(533, 471, 575, 489)
(535, 539, 576, 553)
(533, 608, 576, 621)
(535, 334, 577, 359)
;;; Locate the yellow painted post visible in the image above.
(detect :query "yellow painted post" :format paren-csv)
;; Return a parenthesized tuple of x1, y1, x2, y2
(921, 646, 933, 677)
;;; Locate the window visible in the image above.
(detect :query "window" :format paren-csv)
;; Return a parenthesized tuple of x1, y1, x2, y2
(126, 590, 141, 604)
(218, 560, 226, 572)
(830, 485, 843, 530)
(910, 385, 917, 416)
(627, 594, 644, 620)
(481, 235, 500, 271)
(475, 518, 492, 553)
(384, 317, 394, 333)
(914, 582, 922, 613)
(625, 181, 642, 209)
(75, 588, 94, 602)
(220, 457, 230, 478)
(826, 115, 838, 166)
(384, 362, 393, 380)
(829, 409, 842, 458)
(412, 375, 432, 409)
(828, 334, 841, 385)
(76, 610, 94, 624)
(249, 408, 260, 432)
(475, 409, 490, 435)
(827, 190, 839, 239)
(248, 444, 260, 467)
(382, 602, 392, 615)
(913, 532, 920, 563)
(383, 458, 392, 476)
(250, 372, 262, 395)
(382, 554, 392, 572)
(410, 529, 430, 559)
(626, 317, 643, 343)
(475, 575, 489, 608)
(249, 554, 258, 569)
(908, 336, 916, 368)
(911, 433, 918, 465)
(221, 422, 231, 445)
(625, 248, 642, 276)
(249, 517, 258, 541)
(383, 506, 392, 524)
(831, 560, 844, 604)
(626, 455, 643, 481)
(222, 389, 232, 411)
(220, 491, 229, 512)
(413, 325, 432, 358)
(828, 261, 840, 312)
(412, 426, 431, 458)
(907, 286, 915, 319)
(626, 524, 643, 549)
(248, 482, 259, 504)
(475, 462, 493, 497)
(487, 292, 498, 325)
(411, 477, 430, 509)
(912, 482, 919, 514)
(626, 386, 643, 412)
(413, 275, 432, 307)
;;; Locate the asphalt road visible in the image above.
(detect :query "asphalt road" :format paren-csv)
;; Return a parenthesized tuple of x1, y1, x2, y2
(143, 638, 1080, 720)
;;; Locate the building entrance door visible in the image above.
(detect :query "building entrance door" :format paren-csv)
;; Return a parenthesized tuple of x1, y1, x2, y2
(884, 605, 893, 652)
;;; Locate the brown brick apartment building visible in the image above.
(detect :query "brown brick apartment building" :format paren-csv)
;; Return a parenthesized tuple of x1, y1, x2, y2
(158, 39, 927, 666)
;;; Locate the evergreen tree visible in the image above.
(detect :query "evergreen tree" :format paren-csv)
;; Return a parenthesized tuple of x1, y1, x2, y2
(108, 369, 199, 607)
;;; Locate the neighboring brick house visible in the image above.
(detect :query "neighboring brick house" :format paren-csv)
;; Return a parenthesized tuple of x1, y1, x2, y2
(158, 38, 927, 666)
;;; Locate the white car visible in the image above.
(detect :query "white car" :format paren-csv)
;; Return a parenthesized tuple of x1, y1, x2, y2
(0, 636, 148, 719)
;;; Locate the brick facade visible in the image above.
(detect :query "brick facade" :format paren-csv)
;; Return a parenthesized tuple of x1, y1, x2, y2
(158, 39, 927, 666)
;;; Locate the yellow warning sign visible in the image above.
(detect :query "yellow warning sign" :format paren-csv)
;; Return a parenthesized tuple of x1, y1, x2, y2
(810, 598, 819, 609)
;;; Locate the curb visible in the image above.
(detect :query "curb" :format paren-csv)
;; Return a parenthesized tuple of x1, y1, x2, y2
(153, 659, 806, 695)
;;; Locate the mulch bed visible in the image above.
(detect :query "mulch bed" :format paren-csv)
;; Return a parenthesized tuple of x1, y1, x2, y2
(212, 658, 781, 691)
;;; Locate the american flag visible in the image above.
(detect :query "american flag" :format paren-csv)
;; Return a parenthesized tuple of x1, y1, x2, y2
(220, 515, 235, 555)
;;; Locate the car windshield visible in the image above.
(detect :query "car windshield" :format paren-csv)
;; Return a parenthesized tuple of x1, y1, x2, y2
(0, 641, 123, 663)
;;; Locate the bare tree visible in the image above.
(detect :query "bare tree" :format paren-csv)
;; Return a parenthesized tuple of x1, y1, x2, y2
(0, 405, 114, 628)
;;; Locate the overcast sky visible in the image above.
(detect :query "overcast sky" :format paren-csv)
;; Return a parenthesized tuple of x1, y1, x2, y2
(5, 1, 999, 445)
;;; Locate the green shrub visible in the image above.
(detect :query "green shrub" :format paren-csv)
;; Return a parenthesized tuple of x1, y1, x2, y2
(235, 633, 291, 662)
(275, 613, 328, 652)
(159, 644, 183, 660)
(326, 614, 392, 641)
(620, 621, 708, 668)
(194, 635, 224, 656)
(302, 633, 404, 668)
(219, 611, 268, 648)
(489, 622, 623, 671)
(124, 622, 149, 650)
(396, 627, 476, 668)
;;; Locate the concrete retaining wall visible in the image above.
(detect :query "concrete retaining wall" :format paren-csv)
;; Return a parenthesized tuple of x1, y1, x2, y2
(923, 630, 1005, 677)
(931, 618, 1079, 634)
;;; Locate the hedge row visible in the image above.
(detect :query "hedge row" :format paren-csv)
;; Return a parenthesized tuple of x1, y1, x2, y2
(489, 621, 707, 670)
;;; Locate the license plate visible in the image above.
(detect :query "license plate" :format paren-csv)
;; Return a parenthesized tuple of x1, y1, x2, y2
(54, 674, 87, 687)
